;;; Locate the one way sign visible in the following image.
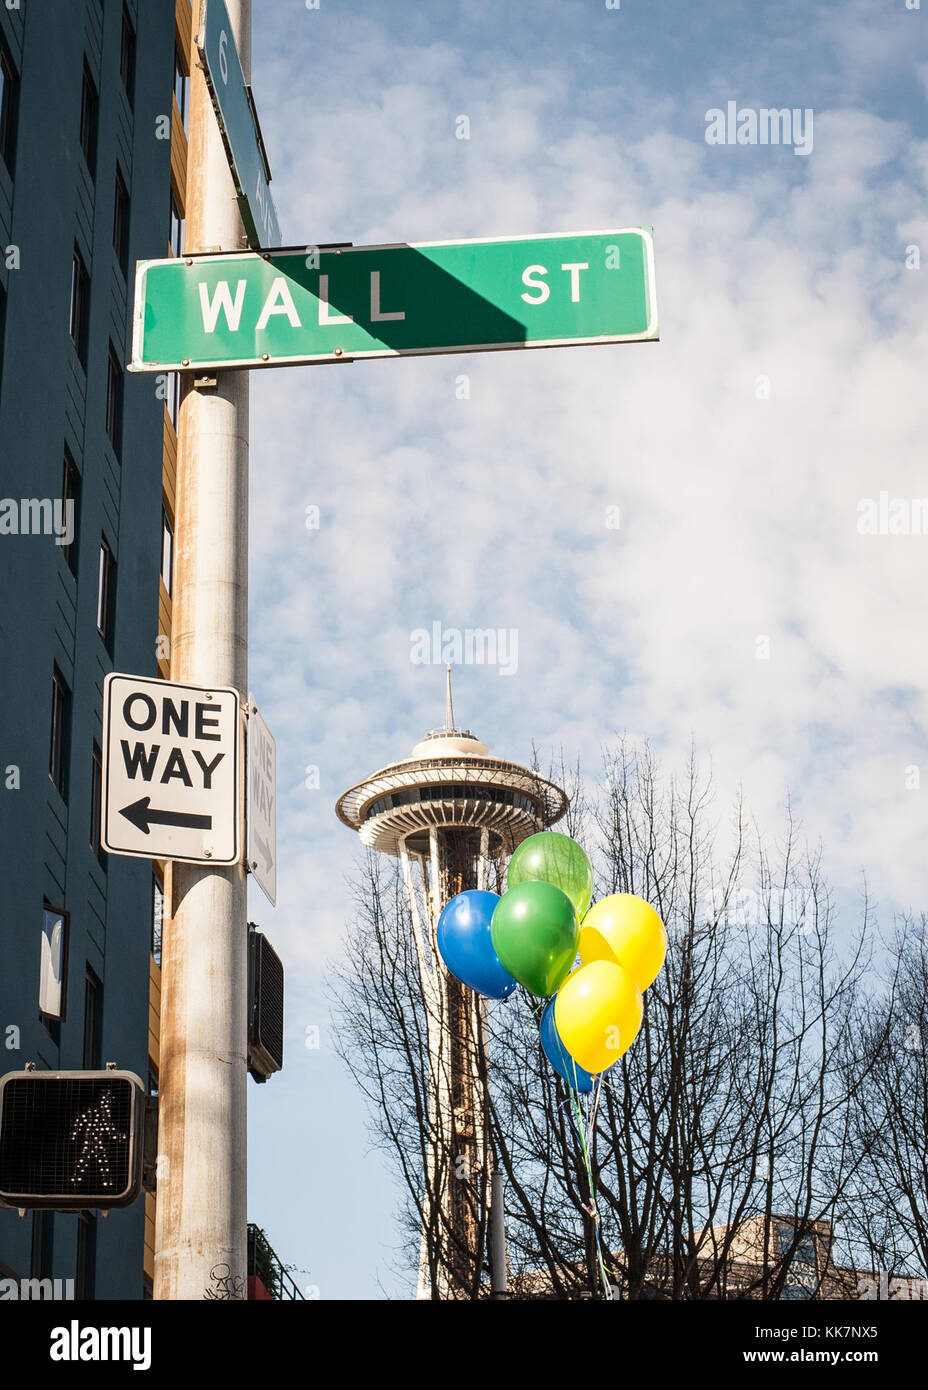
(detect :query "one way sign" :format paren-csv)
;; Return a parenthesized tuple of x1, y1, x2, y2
(101, 673, 242, 865)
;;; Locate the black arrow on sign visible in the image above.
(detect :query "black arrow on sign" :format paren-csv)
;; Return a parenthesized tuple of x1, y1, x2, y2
(119, 797, 212, 835)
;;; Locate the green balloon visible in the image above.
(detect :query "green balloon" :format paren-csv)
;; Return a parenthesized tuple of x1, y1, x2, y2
(491, 881, 579, 998)
(507, 832, 593, 920)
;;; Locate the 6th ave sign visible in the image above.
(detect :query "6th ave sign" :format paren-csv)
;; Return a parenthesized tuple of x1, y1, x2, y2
(197, 0, 280, 249)
(129, 229, 658, 372)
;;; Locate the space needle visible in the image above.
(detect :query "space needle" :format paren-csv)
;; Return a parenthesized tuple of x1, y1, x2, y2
(336, 670, 568, 1298)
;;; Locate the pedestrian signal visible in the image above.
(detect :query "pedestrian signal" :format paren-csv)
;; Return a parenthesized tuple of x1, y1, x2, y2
(0, 1070, 146, 1210)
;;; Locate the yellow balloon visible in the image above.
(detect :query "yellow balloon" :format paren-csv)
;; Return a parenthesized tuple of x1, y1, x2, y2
(579, 893, 667, 990)
(554, 961, 643, 1074)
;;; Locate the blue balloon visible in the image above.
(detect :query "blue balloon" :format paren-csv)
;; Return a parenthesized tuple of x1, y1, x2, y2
(437, 891, 517, 1000)
(540, 999, 599, 1093)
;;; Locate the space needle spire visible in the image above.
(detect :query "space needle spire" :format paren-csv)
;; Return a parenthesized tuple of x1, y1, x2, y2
(445, 664, 454, 732)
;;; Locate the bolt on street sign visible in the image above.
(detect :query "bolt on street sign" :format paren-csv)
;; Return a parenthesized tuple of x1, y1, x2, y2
(101, 674, 242, 865)
(247, 698, 276, 907)
(197, 0, 281, 248)
(128, 229, 658, 373)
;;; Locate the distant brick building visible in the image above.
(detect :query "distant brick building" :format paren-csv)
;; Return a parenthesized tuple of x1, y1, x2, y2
(508, 1215, 926, 1300)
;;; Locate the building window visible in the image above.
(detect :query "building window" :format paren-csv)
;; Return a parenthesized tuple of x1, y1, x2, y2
(31, 1211, 54, 1282)
(49, 666, 71, 799)
(161, 504, 174, 596)
(152, 868, 164, 965)
(113, 168, 130, 275)
(76, 1214, 96, 1300)
(105, 346, 123, 454)
(79, 62, 99, 177)
(61, 447, 80, 574)
(169, 190, 184, 258)
(90, 742, 106, 865)
(778, 1224, 819, 1300)
(174, 42, 189, 133)
(794, 1233, 816, 1264)
(0, 282, 6, 396)
(69, 246, 90, 366)
(165, 371, 181, 429)
(96, 536, 115, 648)
(0, 35, 18, 174)
(82, 966, 102, 1068)
(120, 7, 136, 105)
(39, 905, 69, 1021)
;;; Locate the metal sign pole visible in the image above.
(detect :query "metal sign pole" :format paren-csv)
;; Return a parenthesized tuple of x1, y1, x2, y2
(153, 0, 251, 1301)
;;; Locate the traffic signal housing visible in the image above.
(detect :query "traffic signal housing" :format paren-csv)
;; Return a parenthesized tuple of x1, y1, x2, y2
(0, 1069, 147, 1210)
(247, 925, 283, 1083)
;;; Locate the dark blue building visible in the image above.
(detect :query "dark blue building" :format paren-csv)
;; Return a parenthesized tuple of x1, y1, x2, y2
(0, 0, 179, 1299)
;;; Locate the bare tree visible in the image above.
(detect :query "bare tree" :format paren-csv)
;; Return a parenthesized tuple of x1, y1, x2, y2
(842, 915, 928, 1287)
(332, 739, 882, 1299)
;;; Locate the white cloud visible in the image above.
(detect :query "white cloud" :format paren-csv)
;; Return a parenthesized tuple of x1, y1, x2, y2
(246, 11, 928, 987)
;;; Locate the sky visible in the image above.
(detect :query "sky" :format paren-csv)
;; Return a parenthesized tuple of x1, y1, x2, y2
(242, 0, 928, 1298)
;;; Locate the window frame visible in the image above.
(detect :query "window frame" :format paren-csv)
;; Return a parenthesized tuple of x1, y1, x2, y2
(96, 535, 116, 649)
(82, 965, 103, 1069)
(174, 41, 189, 133)
(105, 345, 123, 455)
(76, 1213, 96, 1300)
(90, 740, 106, 866)
(79, 60, 99, 178)
(69, 246, 90, 366)
(113, 166, 130, 276)
(0, 34, 18, 174)
(0, 280, 6, 397)
(31, 1210, 55, 1282)
(39, 903, 70, 1022)
(161, 502, 174, 597)
(166, 370, 181, 429)
(61, 446, 80, 574)
(152, 867, 164, 966)
(49, 665, 71, 800)
(169, 189, 184, 258)
(119, 7, 136, 106)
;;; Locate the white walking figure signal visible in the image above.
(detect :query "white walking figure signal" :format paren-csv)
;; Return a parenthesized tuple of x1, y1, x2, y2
(69, 1093, 126, 1189)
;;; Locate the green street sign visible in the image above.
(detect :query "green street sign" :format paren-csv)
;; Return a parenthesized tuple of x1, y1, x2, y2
(197, 0, 281, 248)
(129, 230, 658, 373)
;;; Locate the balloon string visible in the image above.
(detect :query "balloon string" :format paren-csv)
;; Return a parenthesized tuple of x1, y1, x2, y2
(569, 1079, 616, 1299)
(543, 997, 616, 1296)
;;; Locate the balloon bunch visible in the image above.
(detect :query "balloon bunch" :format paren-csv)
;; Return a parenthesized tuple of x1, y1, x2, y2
(437, 831, 666, 1298)
(436, 831, 667, 1092)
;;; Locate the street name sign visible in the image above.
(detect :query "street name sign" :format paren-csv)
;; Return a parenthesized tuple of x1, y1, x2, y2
(247, 698, 276, 906)
(197, 0, 281, 248)
(129, 229, 658, 373)
(101, 673, 242, 866)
